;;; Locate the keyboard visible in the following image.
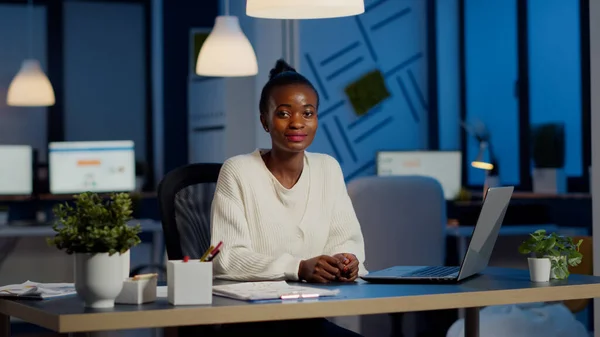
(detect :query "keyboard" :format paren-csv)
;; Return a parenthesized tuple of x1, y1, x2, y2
(404, 266, 460, 278)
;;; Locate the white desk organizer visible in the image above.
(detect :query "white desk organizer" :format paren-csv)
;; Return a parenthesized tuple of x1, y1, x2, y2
(167, 260, 212, 305)
(115, 275, 158, 304)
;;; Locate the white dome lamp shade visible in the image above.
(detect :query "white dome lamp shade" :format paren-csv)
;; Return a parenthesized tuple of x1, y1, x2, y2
(7, 0, 55, 107)
(246, 0, 365, 19)
(195, 15, 258, 77)
(7, 59, 55, 107)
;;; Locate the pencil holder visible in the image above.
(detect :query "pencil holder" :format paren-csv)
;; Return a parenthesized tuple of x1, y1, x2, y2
(167, 260, 213, 305)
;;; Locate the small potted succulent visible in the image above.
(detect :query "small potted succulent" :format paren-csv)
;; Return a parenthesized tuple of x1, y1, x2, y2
(518, 229, 583, 282)
(47, 192, 141, 308)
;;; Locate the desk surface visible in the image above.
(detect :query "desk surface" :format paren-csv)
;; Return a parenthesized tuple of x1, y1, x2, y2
(2, 267, 600, 333)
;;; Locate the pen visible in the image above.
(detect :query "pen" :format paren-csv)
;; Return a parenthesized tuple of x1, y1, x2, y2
(207, 249, 221, 261)
(199, 245, 214, 262)
(211, 241, 223, 254)
(205, 241, 223, 261)
(280, 293, 320, 300)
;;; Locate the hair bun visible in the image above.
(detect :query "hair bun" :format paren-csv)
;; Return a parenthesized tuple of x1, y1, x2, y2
(269, 59, 296, 80)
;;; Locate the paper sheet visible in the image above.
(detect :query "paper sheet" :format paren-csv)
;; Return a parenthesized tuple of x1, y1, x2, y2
(212, 281, 339, 301)
(0, 281, 76, 299)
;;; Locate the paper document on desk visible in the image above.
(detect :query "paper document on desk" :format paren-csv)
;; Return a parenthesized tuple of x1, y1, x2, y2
(212, 281, 339, 301)
(0, 281, 76, 300)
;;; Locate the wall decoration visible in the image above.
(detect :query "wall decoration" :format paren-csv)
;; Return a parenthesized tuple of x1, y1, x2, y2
(300, 0, 429, 181)
(344, 69, 390, 116)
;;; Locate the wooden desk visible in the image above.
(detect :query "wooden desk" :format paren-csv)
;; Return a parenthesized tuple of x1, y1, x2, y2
(1, 268, 600, 337)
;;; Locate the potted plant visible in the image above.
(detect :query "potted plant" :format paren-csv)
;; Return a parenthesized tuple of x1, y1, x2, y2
(47, 192, 142, 308)
(531, 123, 566, 194)
(518, 229, 583, 282)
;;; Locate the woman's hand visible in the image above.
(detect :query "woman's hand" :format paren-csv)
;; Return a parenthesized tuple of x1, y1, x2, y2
(298, 255, 345, 283)
(333, 253, 359, 282)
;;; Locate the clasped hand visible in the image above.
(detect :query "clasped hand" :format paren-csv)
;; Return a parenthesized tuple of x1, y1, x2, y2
(298, 253, 359, 283)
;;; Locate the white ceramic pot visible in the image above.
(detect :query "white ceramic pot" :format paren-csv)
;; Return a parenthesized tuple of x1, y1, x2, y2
(528, 257, 551, 282)
(532, 168, 567, 194)
(121, 250, 130, 280)
(74, 253, 124, 308)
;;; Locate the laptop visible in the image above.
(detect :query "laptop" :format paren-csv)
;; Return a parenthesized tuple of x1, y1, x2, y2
(361, 186, 514, 283)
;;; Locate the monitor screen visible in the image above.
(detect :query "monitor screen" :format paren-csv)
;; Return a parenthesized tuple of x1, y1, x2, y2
(49, 141, 135, 194)
(0, 145, 33, 195)
(376, 151, 462, 200)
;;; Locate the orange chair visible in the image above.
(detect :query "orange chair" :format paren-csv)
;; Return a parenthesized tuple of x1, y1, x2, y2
(563, 236, 593, 313)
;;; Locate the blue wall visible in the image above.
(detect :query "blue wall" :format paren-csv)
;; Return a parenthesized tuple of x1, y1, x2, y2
(300, 0, 430, 181)
(528, 0, 582, 177)
(300, 0, 583, 185)
(437, 0, 460, 151)
(464, 0, 520, 186)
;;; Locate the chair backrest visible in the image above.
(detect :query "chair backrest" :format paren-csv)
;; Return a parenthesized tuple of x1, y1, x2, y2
(347, 175, 447, 271)
(157, 163, 222, 260)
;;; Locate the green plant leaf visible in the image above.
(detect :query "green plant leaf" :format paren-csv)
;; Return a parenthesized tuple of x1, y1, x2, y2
(46, 192, 141, 255)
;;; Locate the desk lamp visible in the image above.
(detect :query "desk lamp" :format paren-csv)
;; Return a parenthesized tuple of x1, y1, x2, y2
(472, 140, 499, 197)
(461, 120, 500, 198)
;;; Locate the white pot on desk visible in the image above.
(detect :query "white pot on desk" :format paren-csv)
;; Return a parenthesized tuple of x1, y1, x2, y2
(74, 253, 124, 308)
(527, 257, 551, 282)
(532, 168, 567, 194)
(121, 250, 130, 280)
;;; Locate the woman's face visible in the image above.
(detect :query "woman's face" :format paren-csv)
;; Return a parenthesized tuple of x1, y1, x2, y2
(261, 84, 318, 153)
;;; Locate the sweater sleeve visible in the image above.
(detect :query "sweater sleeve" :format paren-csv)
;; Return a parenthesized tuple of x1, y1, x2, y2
(322, 158, 368, 275)
(210, 161, 302, 281)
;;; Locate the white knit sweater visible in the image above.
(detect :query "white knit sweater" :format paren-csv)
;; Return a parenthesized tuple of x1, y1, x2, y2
(210, 149, 367, 281)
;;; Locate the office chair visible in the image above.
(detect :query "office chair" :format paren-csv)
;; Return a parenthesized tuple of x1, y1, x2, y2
(157, 163, 222, 261)
(157, 163, 223, 337)
(347, 175, 448, 337)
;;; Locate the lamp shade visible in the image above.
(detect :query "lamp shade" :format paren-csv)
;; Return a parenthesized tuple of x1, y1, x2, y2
(7, 59, 55, 107)
(471, 141, 494, 171)
(246, 0, 365, 19)
(196, 16, 258, 77)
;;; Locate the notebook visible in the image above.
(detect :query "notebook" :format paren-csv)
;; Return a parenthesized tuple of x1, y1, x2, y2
(0, 281, 76, 300)
(212, 281, 340, 301)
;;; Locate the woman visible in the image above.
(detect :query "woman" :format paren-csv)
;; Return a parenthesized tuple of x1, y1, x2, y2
(209, 59, 367, 336)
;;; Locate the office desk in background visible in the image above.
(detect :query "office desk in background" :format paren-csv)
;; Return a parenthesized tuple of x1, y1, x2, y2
(0, 219, 164, 266)
(446, 224, 590, 262)
(449, 192, 592, 231)
(1, 268, 600, 337)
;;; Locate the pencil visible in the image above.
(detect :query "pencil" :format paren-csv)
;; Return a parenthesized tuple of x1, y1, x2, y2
(200, 245, 214, 262)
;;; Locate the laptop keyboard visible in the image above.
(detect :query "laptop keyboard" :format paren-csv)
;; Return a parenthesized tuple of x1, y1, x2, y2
(405, 266, 460, 278)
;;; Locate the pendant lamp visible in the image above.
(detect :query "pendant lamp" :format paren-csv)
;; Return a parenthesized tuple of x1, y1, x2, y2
(7, 0, 55, 106)
(246, 0, 365, 19)
(196, 0, 258, 77)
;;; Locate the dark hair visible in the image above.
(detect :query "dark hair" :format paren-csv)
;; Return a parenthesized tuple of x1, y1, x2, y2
(259, 59, 320, 115)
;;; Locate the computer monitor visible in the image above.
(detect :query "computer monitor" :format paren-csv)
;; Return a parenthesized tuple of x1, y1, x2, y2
(376, 151, 462, 200)
(49, 140, 135, 194)
(0, 145, 33, 195)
